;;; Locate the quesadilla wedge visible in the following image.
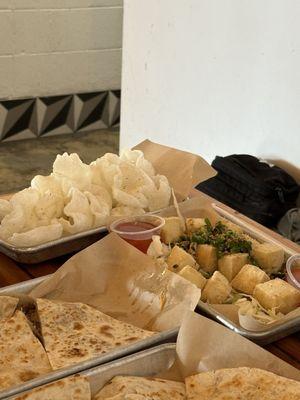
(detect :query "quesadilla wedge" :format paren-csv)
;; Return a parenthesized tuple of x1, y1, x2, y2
(94, 376, 186, 400)
(0, 310, 52, 391)
(0, 295, 18, 320)
(36, 298, 155, 370)
(14, 375, 90, 400)
(185, 367, 300, 400)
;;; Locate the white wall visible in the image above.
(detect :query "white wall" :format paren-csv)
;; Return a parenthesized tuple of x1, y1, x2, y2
(121, 0, 300, 181)
(0, 0, 123, 99)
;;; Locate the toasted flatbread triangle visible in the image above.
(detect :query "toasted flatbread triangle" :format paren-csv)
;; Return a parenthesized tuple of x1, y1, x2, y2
(94, 376, 186, 400)
(36, 298, 154, 370)
(0, 310, 52, 391)
(14, 375, 90, 400)
(185, 367, 300, 400)
(0, 295, 18, 320)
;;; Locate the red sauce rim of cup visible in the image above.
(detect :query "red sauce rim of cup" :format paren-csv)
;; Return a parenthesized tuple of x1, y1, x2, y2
(286, 254, 300, 289)
(110, 215, 165, 236)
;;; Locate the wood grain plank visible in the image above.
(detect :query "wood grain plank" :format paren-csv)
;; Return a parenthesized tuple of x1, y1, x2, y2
(275, 334, 300, 364)
(21, 260, 64, 278)
(0, 253, 31, 287)
(0, 193, 13, 200)
(265, 343, 300, 370)
(20, 254, 71, 278)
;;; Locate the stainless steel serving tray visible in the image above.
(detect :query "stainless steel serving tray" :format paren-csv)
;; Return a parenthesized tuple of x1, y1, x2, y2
(0, 206, 165, 264)
(7, 344, 177, 399)
(0, 201, 298, 400)
(197, 301, 300, 345)
(0, 280, 178, 400)
(0, 225, 108, 264)
(195, 203, 300, 346)
(1, 251, 298, 349)
(1, 197, 298, 265)
(84, 344, 177, 397)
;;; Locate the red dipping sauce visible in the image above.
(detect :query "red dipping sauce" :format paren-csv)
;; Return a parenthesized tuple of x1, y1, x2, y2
(292, 268, 300, 280)
(286, 255, 300, 290)
(110, 216, 165, 253)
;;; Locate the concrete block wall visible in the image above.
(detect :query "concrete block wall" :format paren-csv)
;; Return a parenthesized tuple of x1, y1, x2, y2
(0, 0, 123, 99)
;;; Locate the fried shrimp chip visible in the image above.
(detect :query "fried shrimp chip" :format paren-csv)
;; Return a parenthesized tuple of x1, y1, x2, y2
(144, 174, 171, 211)
(1, 189, 41, 237)
(53, 153, 92, 194)
(120, 149, 155, 177)
(0, 188, 62, 244)
(31, 175, 63, 196)
(7, 222, 63, 247)
(89, 184, 112, 210)
(84, 190, 111, 227)
(0, 199, 12, 222)
(111, 205, 146, 217)
(112, 163, 171, 212)
(0, 204, 26, 240)
(90, 153, 122, 194)
(60, 188, 93, 234)
(0, 149, 172, 246)
(112, 163, 150, 210)
(35, 192, 64, 221)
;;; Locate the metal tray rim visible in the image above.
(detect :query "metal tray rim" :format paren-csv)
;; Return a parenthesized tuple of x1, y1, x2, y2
(7, 344, 177, 399)
(0, 275, 178, 399)
(0, 327, 177, 399)
(82, 343, 176, 378)
(0, 275, 50, 295)
(0, 274, 300, 344)
(0, 226, 107, 254)
(0, 201, 299, 395)
(4, 271, 297, 345)
(1, 200, 299, 262)
(0, 204, 165, 255)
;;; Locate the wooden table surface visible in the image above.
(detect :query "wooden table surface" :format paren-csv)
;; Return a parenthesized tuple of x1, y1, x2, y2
(0, 190, 299, 370)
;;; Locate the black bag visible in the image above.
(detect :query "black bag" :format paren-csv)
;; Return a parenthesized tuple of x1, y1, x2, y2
(197, 154, 300, 227)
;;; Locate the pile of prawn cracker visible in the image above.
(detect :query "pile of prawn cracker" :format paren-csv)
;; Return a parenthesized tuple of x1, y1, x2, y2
(0, 150, 171, 247)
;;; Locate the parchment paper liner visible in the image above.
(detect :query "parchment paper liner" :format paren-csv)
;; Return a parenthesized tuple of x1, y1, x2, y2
(11, 312, 300, 398)
(173, 312, 300, 381)
(29, 233, 201, 332)
(134, 140, 217, 201)
(90, 311, 300, 395)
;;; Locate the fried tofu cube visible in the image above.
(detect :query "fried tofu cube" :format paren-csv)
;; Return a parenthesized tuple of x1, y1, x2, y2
(167, 245, 196, 272)
(178, 266, 207, 290)
(251, 243, 284, 274)
(218, 253, 249, 281)
(186, 218, 206, 233)
(221, 220, 244, 234)
(202, 271, 231, 304)
(231, 264, 269, 295)
(195, 244, 218, 273)
(241, 233, 260, 248)
(160, 217, 184, 244)
(253, 278, 300, 314)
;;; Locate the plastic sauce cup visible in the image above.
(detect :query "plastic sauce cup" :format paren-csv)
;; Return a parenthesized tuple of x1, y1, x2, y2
(109, 215, 165, 253)
(286, 254, 300, 290)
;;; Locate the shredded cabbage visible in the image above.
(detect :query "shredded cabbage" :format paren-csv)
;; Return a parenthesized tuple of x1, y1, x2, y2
(147, 235, 171, 270)
(234, 294, 284, 324)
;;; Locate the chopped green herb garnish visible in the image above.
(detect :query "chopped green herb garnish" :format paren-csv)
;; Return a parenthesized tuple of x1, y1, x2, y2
(204, 217, 213, 232)
(175, 219, 252, 259)
(270, 270, 286, 279)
